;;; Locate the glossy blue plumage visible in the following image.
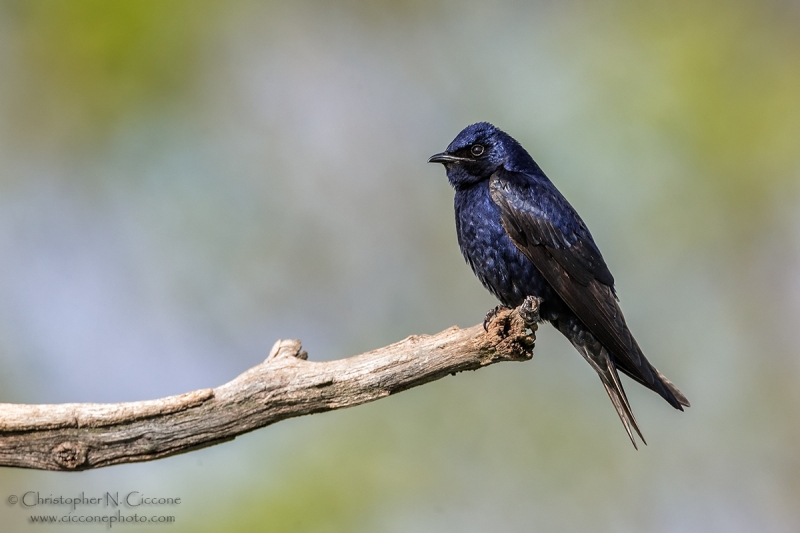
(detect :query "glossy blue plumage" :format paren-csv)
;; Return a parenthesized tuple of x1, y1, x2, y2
(454, 179, 559, 313)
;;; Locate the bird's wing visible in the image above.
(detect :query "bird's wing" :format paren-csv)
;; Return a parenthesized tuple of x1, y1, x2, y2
(489, 169, 659, 389)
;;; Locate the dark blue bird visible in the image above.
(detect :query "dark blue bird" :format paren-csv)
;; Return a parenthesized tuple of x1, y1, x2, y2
(429, 122, 689, 448)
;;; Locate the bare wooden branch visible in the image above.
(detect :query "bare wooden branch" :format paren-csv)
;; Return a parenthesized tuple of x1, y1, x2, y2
(0, 303, 538, 471)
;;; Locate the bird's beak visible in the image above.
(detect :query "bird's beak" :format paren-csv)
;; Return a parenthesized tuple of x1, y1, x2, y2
(428, 152, 466, 164)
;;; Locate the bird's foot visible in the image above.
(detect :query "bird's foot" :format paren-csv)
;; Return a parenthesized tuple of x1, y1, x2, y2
(519, 296, 542, 329)
(483, 305, 511, 331)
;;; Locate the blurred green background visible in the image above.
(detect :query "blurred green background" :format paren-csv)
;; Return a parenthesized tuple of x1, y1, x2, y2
(1, 0, 799, 531)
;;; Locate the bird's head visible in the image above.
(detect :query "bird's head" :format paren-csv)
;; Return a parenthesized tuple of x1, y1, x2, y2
(429, 122, 534, 189)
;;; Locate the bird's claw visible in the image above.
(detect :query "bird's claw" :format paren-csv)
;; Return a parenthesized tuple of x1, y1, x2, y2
(483, 305, 511, 331)
(519, 296, 542, 328)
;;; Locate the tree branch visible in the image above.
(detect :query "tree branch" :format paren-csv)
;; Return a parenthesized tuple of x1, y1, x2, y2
(0, 302, 538, 471)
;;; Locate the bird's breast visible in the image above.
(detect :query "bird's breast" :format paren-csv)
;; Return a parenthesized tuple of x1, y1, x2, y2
(454, 181, 553, 308)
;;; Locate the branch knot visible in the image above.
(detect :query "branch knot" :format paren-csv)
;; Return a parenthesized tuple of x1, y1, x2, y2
(265, 339, 307, 362)
(52, 441, 88, 470)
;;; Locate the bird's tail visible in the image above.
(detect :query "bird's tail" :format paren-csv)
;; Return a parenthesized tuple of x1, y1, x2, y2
(599, 358, 644, 449)
(618, 351, 691, 410)
(552, 315, 646, 448)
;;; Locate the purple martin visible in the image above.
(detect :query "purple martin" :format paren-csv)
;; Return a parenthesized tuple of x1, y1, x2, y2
(429, 122, 689, 448)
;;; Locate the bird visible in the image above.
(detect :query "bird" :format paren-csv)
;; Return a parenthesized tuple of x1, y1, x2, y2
(429, 122, 689, 448)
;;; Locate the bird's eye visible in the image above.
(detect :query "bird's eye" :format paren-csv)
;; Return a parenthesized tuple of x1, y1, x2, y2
(470, 144, 485, 156)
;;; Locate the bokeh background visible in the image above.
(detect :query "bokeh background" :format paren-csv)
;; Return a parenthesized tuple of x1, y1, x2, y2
(1, 0, 799, 531)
